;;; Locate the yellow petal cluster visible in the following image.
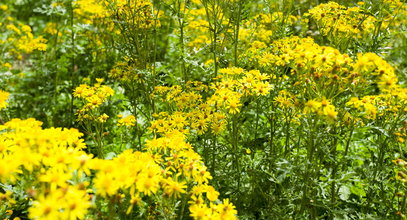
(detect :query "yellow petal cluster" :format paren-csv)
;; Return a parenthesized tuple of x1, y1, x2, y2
(73, 80, 114, 122)
(0, 90, 10, 110)
(0, 118, 237, 219)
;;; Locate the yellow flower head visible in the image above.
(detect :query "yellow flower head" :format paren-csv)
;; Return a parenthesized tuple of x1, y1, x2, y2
(304, 99, 322, 114)
(118, 115, 136, 127)
(0, 90, 10, 110)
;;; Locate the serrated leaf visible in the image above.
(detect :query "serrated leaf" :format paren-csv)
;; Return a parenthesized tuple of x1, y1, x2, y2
(339, 185, 351, 201)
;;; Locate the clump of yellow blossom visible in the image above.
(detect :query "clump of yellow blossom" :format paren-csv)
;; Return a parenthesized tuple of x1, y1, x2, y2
(0, 90, 10, 110)
(73, 78, 114, 122)
(151, 81, 227, 135)
(0, 118, 90, 219)
(6, 24, 47, 53)
(109, 61, 145, 83)
(306, 2, 376, 39)
(117, 114, 137, 127)
(303, 98, 338, 122)
(0, 118, 237, 219)
(210, 68, 271, 114)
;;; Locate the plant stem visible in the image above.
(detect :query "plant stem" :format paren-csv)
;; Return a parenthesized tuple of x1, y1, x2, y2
(233, 1, 242, 66)
(69, 0, 76, 127)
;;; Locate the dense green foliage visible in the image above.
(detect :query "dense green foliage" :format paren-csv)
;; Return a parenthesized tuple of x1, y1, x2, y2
(1, 0, 407, 219)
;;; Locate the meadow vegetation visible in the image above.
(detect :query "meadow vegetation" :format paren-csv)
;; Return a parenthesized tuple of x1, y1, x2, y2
(0, 0, 407, 219)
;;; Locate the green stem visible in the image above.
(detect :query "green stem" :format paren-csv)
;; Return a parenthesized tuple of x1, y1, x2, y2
(232, 114, 241, 193)
(268, 102, 275, 173)
(202, 1, 219, 79)
(233, 1, 242, 66)
(211, 134, 217, 178)
(69, 0, 76, 127)
(330, 126, 338, 220)
(284, 110, 291, 155)
(177, 0, 187, 87)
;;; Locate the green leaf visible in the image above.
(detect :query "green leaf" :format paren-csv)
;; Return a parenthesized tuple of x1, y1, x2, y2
(339, 185, 351, 201)
(350, 183, 366, 198)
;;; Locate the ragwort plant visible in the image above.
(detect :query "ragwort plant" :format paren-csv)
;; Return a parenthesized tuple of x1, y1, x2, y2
(0, 0, 407, 219)
(0, 102, 237, 219)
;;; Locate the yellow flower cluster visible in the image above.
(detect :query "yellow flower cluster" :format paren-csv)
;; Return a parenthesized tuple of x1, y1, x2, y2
(239, 12, 299, 44)
(0, 4, 8, 11)
(28, 185, 91, 220)
(113, 0, 161, 29)
(0, 90, 9, 110)
(0, 16, 47, 63)
(151, 68, 271, 135)
(73, 79, 114, 122)
(303, 98, 338, 121)
(109, 61, 145, 83)
(378, 0, 407, 28)
(5, 23, 47, 53)
(185, 2, 231, 50)
(92, 149, 162, 197)
(183, 2, 300, 51)
(210, 68, 271, 114)
(146, 131, 237, 219)
(353, 52, 398, 92)
(257, 36, 352, 74)
(0, 118, 237, 219)
(183, 0, 304, 52)
(244, 36, 402, 96)
(185, 7, 211, 48)
(345, 52, 407, 120)
(346, 88, 407, 120)
(244, 36, 352, 86)
(43, 22, 62, 37)
(74, 0, 109, 19)
(189, 198, 237, 219)
(274, 90, 298, 109)
(241, 35, 407, 123)
(117, 114, 137, 127)
(152, 82, 226, 135)
(71, 0, 160, 32)
(306, 2, 376, 39)
(0, 118, 90, 219)
(154, 82, 207, 109)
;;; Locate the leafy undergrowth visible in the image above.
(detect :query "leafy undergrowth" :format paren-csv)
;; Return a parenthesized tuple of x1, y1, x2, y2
(1, 0, 407, 219)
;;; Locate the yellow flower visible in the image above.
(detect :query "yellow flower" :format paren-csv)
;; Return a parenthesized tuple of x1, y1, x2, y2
(163, 178, 187, 198)
(219, 67, 245, 75)
(136, 175, 161, 196)
(307, 2, 376, 39)
(118, 115, 136, 127)
(252, 82, 271, 96)
(304, 100, 322, 114)
(28, 191, 62, 220)
(93, 172, 119, 197)
(39, 167, 71, 189)
(0, 4, 8, 11)
(98, 113, 109, 123)
(205, 185, 219, 202)
(218, 199, 238, 220)
(323, 105, 338, 121)
(3, 62, 12, 69)
(126, 193, 142, 214)
(0, 90, 10, 110)
(74, 82, 114, 122)
(189, 204, 212, 219)
(227, 99, 242, 114)
(193, 167, 213, 184)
